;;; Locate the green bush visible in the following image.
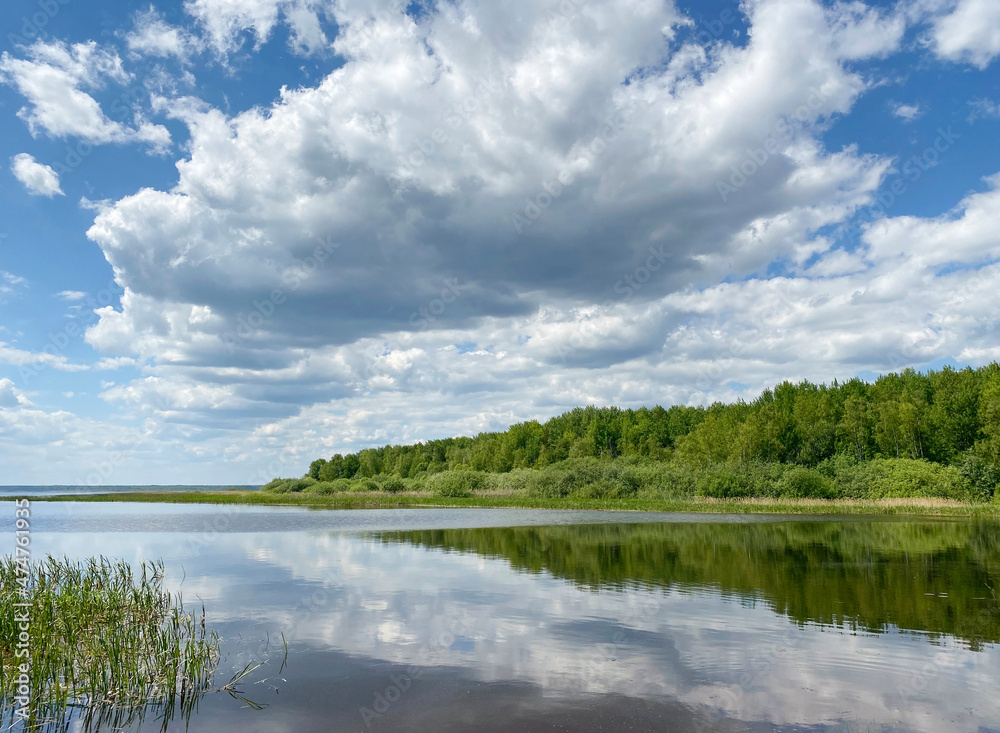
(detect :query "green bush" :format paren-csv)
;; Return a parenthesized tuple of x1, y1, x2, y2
(261, 477, 320, 494)
(306, 479, 351, 495)
(428, 471, 484, 497)
(815, 453, 858, 479)
(261, 478, 290, 493)
(525, 469, 575, 498)
(401, 477, 428, 492)
(695, 467, 748, 498)
(379, 477, 406, 493)
(694, 462, 788, 498)
(776, 467, 837, 499)
(349, 478, 380, 492)
(571, 479, 636, 499)
(835, 458, 975, 500)
(959, 451, 1000, 502)
(286, 478, 316, 493)
(483, 468, 534, 493)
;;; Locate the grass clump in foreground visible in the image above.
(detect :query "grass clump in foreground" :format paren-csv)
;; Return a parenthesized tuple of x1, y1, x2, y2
(1, 556, 219, 732)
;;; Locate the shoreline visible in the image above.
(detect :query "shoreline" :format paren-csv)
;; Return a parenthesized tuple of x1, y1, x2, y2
(20, 490, 1000, 516)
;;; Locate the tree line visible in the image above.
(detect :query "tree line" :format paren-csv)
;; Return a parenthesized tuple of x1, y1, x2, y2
(305, 364, 1000, 484)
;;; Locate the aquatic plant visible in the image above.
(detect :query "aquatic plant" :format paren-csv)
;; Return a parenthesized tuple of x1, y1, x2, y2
(0, 556, 219, 731)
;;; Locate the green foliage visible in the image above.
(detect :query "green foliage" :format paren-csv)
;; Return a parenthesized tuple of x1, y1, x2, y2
(777, 467, 837, 499)
(835, 458, 973, 500)
(261, 477, 289, 493)
(960, 451, 1000, 502)
(694, 462, 787, 498)
(483, 469, 536, 492)
(287, 478, 315, 492)
(429, 470, 484, 497)
(261, 477, 317, 493)
(308, 458, 327, 480)
(379, 476, 406, 493)
(1, 557, 219, 730)
(352, 478, 379, 493)
(285, 363, 1000, 502)
(305, 479, 351, 495)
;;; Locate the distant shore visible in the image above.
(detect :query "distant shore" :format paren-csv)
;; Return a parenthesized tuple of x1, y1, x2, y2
(23, 490, 1000, 516)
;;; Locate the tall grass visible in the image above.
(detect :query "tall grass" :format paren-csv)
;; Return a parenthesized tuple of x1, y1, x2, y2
(0, 556, 219, 731)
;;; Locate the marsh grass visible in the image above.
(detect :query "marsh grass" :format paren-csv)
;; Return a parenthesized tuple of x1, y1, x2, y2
(0, 556, 220, 731)
(29, 490, 1000, 516)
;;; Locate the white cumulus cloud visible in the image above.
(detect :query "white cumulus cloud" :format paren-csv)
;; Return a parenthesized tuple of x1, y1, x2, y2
(891, 102, 922, 121)
(10, 153, 63, 196)
(183, 0, 329, 57)
(0, 40, 171, 150)
(929, 0, 1000, 68)
(126, 5, 204, 62)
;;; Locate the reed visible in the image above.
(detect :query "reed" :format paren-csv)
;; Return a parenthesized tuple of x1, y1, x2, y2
(29, 490, 1000, 516)
(0, 556, 219, 731)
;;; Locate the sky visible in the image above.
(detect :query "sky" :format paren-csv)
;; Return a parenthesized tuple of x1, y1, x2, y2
(0, 0, 998, 485)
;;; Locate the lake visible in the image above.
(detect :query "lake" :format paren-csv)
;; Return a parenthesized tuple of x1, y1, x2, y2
(13, 502, 1000, 732)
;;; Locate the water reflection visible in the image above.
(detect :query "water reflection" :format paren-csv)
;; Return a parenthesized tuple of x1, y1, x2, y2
(378, 520, 1000, 648)
(19, 505, 1000, 732)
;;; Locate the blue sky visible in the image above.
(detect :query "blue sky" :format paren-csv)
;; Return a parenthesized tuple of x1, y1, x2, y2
(1, 0, 999, 484)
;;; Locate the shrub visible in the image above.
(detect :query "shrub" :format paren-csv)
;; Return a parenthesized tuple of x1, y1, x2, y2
(349, 478, 380, 492)
(401, 477, 428, 492)
(428, 471, 484, 497)
(776, 467, 837, 499)
(815, 453, 858, 479)
(959, 451, 1000, 502)
(525, 469, 575, 498)
(483, 468, 534, 493)
(694, 462, 787, 498)
(624, 461, 696, 498)
(835, 458, 975, 501)
(695, 467, 748, 498)
(571, 479, 635, 499)
(285, 477, 316, 493)
(306, 479, 351, 495)
(379, 477, 406, 493)
(261, 478, 291, 493)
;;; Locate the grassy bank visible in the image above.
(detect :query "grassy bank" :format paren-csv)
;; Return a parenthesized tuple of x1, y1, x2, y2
(25, 489, 1000, 516)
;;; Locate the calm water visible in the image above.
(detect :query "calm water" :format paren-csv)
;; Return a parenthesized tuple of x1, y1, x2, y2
(11, 502, 1000, 732)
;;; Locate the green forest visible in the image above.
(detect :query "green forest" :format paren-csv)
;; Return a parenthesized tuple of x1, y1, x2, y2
(264, 363, 1000, 502)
